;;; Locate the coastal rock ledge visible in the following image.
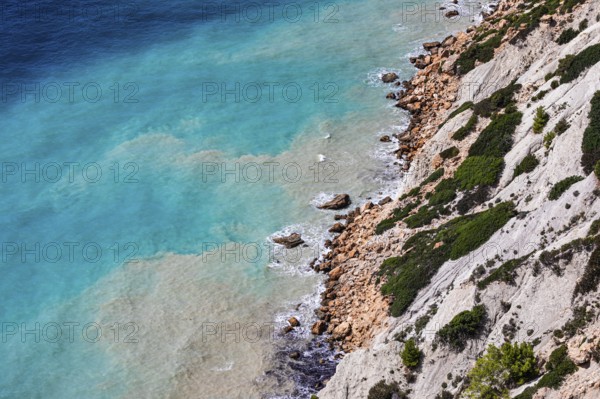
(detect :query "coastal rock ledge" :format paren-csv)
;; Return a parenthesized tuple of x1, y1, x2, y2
(318, 194, 351, 210)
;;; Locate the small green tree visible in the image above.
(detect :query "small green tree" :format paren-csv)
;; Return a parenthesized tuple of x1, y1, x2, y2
(463, 342, 538, 399)
(533, 107, 549, 134)
(595, 161, 600, 179)
(543, 131, 556, 149)
(401, 338, 423, 369)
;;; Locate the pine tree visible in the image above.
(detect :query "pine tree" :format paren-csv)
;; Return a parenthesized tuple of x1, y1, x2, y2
(400, 338, 422, 369)
(533, 106, 549, 134)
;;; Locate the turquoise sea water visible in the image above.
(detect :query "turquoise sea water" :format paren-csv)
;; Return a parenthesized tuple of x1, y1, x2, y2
(0, 0, 477, 397)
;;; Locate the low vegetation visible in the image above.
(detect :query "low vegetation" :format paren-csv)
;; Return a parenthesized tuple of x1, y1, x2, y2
(556, 19, 587, 45)
(473, 82, 521, 118)
(452, 114, 479, 141)
(436, 305, 487, 352)
(440, 146, 459, 160)
(422, 168, 445, 185)
(446, 101, 474, 121)
(375, 201, 420, 235)
(367, 380, 408, 399)
(477, 254, 532, 289)
(404, 205, 442, 228)
(548, 176, 584, 200)
(457, 33, 503, 74)
(555, 43, 600, 84)
(455, 156, 504, 190)
(554, 117, 570, 135)
(573, 241, 600, 297)
(514, 346, 577, 399)
(513, 154, 539, 178)
(380, 203, 516, 316)
(557, 303, 595, 338)
(469, 111, 523, 158)
(582, 91, 600, 174)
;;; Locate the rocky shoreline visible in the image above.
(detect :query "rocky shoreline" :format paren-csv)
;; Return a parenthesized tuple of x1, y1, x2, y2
(307, 6, 488, 353)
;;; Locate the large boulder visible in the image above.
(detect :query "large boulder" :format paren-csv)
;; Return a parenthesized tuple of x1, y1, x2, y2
(423, 41, 441, 51)
(332, 322, 352, 340)
(288, 317, 300, 327)
(273, 233, 304, 248)
(329, 222, 346, 233)
(381, 72, 399, 83)
(318, 194, 351, 210)
(311, 321, 327, 335)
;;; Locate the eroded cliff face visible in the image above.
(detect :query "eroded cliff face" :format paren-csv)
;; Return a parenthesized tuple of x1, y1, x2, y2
(316, 0, 600, 397)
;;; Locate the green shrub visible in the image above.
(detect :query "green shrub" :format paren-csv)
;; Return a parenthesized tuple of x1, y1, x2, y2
(544, 131, 556, 149)
(428, 189, 457, 207)
(447, 101, 474, 121)
(440, 146, 460, 160)
(551, 80, 560, 89)
(532, 90, 549, 102)
(456, 186, 490, 215)
(477, 254, 531, 289)
(473, 82, 522, 117)
(533, 107, 549, 134)
(435, 391, 453, 399)
(401, 338, 423, 369)
(556, 43, 600, 84)
(375, 218, 397, 235)
(367, 380, 407, 399)
(573, 243, 600, 297)
(579, 19, 589, 31)
(537, 346, 577, 390)
(436, 305, 487, 351)
(463, 342, 538, 398)
(422, 168, 445, 185)
(548, 176, 584, 200)
(514, 154, 539, 178)
(415, 314, 431, 334)
(589, 219, 600, 236)
(556, 28, 579, 44)
(561, 0, 586, 14)
(514, 387, 536, 399)
(595, 161, 600, 179)
(582, 91, 600, 174)
(375, 201, 420, 235)
(455, 156, 504, 190)
(457, 34, 504, 74)
(380, 203, 515, 316)
(554, 117, 570, 135)
(469, 112, 523, 158)
(450, 202, 516, 260)
(560, 303, 595, 337)
(452, 114, 479, 141)
(405, 206, 441, 228)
